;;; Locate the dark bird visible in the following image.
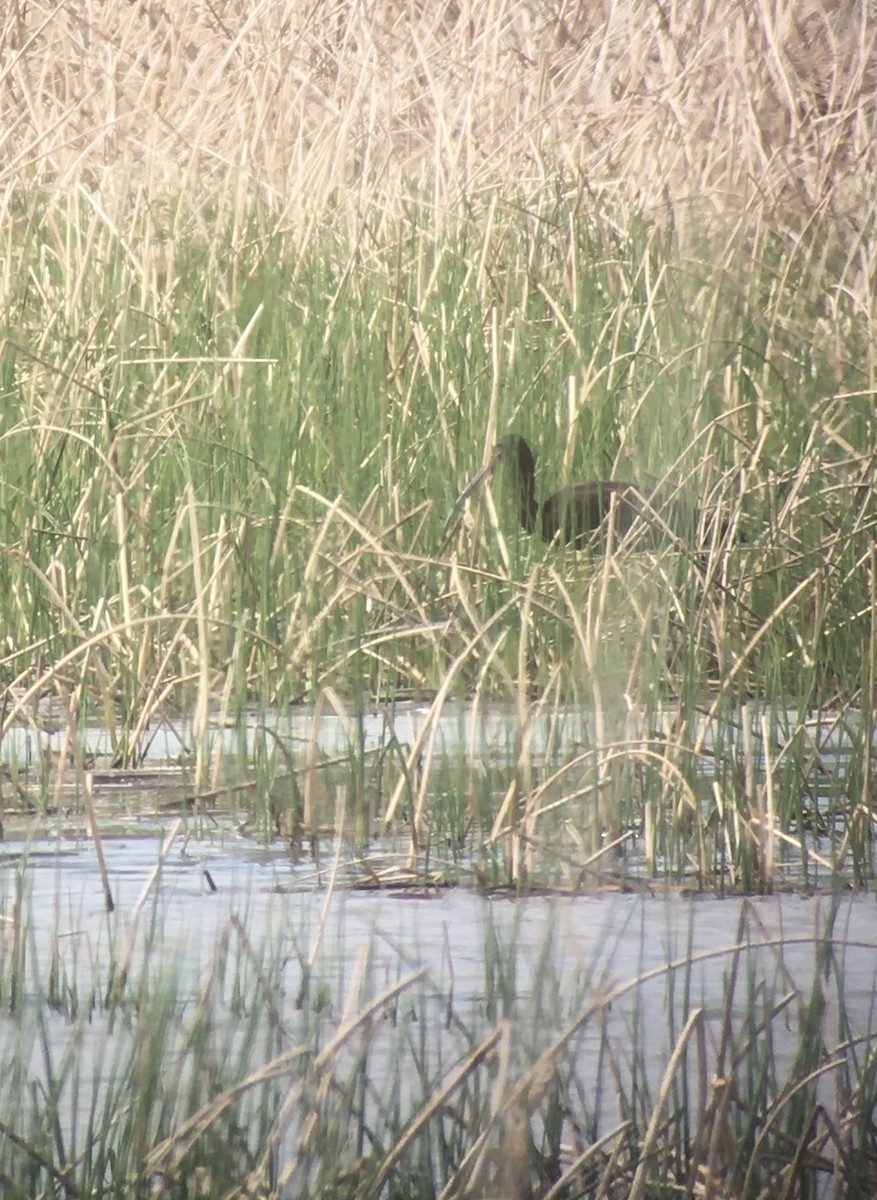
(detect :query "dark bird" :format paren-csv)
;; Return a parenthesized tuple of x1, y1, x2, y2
(444, 433, 698, 549)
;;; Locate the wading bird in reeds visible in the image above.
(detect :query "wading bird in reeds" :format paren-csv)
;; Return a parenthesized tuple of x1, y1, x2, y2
(444, 433, 699, 550)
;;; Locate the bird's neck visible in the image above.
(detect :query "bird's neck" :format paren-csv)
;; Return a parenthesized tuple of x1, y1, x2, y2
(518, 474, 538, 534)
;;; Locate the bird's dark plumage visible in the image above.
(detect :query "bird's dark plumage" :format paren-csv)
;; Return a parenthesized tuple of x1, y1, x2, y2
(448, 433, 696, 549)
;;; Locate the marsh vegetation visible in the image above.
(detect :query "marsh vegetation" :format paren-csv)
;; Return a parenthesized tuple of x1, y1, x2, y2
(1, 0, 876, 1194)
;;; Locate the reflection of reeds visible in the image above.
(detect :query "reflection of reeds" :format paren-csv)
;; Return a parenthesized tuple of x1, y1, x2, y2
(4, 889, 873, 1196)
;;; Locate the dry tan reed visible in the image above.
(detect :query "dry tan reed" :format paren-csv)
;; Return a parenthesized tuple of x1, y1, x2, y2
(1, 0, 874, 248)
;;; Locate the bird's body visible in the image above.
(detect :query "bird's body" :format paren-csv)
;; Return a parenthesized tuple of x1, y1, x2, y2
(447, 433, 696, 549)
(540, 480, 645, 546)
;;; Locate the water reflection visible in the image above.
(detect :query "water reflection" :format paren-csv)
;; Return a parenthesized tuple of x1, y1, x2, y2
(3, 697, 869, 774)
(1, 835, 875, 1197)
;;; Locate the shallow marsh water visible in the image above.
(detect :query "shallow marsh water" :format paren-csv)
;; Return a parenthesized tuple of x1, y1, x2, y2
(2, 697, 869, 900)
(3, 831, 875, 1072)
(1, 695, 873, 1031)
(1, 821, 876, 1198)
(2, 700, 876, 1194)
(4, 696, 868, 775)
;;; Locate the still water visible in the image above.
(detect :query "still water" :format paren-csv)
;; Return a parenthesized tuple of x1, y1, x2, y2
(0, 823, 875, 1197)
(1, 699, 875, 1194)
(3, 828, 874, 1044)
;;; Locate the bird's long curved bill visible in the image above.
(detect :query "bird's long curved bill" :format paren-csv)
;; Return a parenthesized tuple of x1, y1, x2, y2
(441, 462, 494, 539)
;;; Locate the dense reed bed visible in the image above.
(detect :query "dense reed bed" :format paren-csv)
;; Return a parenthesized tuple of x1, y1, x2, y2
(1, 3, 876, 869)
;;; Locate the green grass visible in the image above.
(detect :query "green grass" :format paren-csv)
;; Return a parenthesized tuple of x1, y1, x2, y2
(6, 189, 874, 887)
(2, 2, 877, 1192)
(2, 198, 873, 711)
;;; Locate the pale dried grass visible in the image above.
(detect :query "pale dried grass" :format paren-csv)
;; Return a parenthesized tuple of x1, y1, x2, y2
(1, 0, 874, 245)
